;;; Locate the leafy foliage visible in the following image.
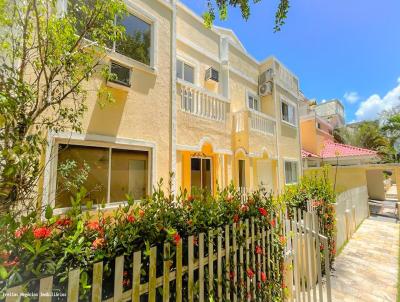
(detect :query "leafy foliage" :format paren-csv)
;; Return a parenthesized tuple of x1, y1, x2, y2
(0, 0, 126, 212)
(203, 0, 290, 32)
(0, 181, 286, 301)
(282, 167, 336, 266)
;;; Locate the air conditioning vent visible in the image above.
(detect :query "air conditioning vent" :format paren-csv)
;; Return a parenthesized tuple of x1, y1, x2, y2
(259, 68, 274, 85)
(259, 81, 273, 96)
(205, 67, 219, 82)
(109, 61, 131, 87)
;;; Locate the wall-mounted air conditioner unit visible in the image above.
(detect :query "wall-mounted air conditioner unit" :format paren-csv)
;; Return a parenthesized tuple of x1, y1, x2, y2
(109, 61, 131, 87)
(205, 67, 219, 82)
(259, 81, 273, 96)
(259, 68, 274, 85)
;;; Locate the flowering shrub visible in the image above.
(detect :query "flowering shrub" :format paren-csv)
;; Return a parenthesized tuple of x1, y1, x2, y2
(281, 167, 337, 267)
(0, 181, 286, 301)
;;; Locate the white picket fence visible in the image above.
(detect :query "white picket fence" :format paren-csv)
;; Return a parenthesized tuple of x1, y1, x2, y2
(3, 212, 331, 302)
(283, 209, 332, 302)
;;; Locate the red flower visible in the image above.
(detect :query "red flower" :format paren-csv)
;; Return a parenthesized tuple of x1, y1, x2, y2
(246, 268, 255, 279)
(233, 214, 240, 223)
(123, 279, 131, 287)
(138, 209, 145, 218)
(257, 282, 261, 290)
(279, 236, 286, 245)
(173, 232, 181, 245)
(92, 238, 105, 250)
(127, 215, 135, 223)
(270, 219, 276, 228)
(229, 271, 235, 280)
(56, 218, 72, 227)
(255, 245, 263, 255)
(15, 226, 28, 239)
(87, 221, 104, 236)
(258, 207, 268, 217)
(261, 272, 267, 283)
(33, 227, 52, 239)
(240, 204, 249, 213)
(187, 195, 194, 202)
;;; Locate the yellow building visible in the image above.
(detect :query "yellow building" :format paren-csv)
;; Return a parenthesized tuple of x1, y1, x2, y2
(42, 0, 303, 213)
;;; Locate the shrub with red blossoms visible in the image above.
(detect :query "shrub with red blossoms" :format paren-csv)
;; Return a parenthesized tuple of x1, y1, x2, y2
(258, 207, 268, 217)
(33, 227, 52, 239)
(246, 268, 255, 279)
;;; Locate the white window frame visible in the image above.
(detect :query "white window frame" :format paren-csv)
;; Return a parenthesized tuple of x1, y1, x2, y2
(283, 160, 299, 185)
(42, 132, 157, 216)
(246, 90, 260, 112)
(176, 58, 196, 84)
(190, 156, 213, 192)
(176, 53, 199, 84)
(280, 97, 297, 127)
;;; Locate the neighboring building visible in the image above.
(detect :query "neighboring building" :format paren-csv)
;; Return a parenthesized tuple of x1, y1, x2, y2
(42, 0, 303, 213)
(300, 99, 379, 168)
(313, 99, 345, 129)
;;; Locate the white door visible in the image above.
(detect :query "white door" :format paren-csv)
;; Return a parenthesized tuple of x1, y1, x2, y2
(256, 160, 274, 193)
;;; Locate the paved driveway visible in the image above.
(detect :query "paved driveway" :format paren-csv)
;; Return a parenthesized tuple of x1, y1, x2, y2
(330, 218, 399, 302)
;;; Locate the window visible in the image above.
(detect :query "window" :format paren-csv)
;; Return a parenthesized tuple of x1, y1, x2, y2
(248, 94, 260, 111)
(281, 101, 296, 126)
(177, 59, 195, 83)
(190, 158, 212, 191)
(56, 144, 149, 208)
(110, 61, 131, 87)
(238, 160, 246, 188)
(116, 14, 151, 65)
(284, 161, 298, 184)
(68, 2, 152, 66)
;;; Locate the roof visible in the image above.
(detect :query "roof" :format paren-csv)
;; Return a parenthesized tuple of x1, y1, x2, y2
(302, 140, 378, 159)
(320, 140, 377, 158)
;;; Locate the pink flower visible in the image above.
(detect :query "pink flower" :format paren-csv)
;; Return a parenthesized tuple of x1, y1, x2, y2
(14, 226, 28, 239)
(240, 204, 249, 213)
(33, 227, 52, 239)
(258, 207, 268, 217)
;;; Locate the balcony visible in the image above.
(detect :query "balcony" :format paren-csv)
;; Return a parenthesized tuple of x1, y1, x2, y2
(249, 110, 275, 136)
(177, 80, 230, 122)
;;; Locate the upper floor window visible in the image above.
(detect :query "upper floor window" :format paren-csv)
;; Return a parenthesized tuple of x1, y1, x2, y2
(284, 161, 298, 184)
(248, 94, 260, 111)
(116, 14, 151, 66)
(281, 100, 296, 126)
(177, 59, 194, 83)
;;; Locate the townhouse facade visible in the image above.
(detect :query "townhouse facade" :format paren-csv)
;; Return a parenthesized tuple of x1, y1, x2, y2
(42, 0, 303, 212)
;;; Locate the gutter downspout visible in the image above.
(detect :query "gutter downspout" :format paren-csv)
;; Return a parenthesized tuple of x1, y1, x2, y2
(170, 0, 177, 194)
(273, 79, 281, 192)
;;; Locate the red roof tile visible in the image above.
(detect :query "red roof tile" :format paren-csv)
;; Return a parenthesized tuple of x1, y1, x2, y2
(301, 140, 378, 159)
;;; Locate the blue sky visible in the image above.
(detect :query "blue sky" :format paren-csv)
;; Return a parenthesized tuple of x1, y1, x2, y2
(181, 0, 400, 122)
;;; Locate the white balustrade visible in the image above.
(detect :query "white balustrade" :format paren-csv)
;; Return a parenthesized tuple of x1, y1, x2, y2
(179, 81, 229, 122)
(249, 110, 275, 136)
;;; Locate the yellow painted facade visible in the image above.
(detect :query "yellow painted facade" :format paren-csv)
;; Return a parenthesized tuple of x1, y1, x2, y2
(42, 0, 303, 212)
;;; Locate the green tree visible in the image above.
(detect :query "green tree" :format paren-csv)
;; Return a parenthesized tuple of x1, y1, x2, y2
(203, 0, 290, 32)
(0, 0, 126, 213)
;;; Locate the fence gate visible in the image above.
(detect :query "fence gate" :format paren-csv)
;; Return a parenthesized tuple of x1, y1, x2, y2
(283, 210, 332, 302)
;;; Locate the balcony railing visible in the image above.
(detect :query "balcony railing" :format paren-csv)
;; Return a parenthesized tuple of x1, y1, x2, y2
(178, 81, 229, 122)
(249, 110, 275, 136)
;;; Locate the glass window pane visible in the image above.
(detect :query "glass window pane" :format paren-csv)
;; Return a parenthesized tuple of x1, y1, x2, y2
(56, 144, 109, 208)
(202, 158, 212, 191)
(116, 14, 151, 65)
(177, 60, 183, 79)
(110, 149, 148, 202)
(282, 102, 288, 122)
(183, 63, 194, 83)
(238, 160, 246, 188)
(110, 62, 131, 86)
(191, 158, 201, 189)
(248, 96, 253, 109)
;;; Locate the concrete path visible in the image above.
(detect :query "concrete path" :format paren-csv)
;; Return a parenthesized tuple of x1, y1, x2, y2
(331, 218, 399, 302)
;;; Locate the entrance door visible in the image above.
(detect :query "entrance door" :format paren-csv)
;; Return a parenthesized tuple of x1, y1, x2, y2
(191, 157, 212, 191)
(256, 160, 274, 193)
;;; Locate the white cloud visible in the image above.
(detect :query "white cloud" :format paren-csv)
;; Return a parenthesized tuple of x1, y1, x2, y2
(343, 91, 360, 104)
(320, 99, 327, 103)
(355, 78, 400, 121)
